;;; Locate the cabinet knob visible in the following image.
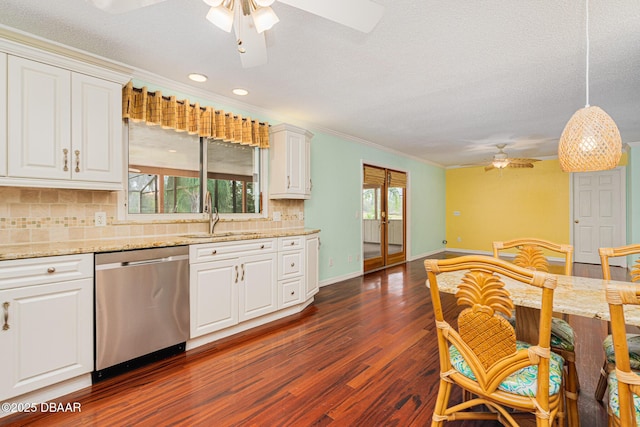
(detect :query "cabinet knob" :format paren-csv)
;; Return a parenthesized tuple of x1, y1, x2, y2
(291, 262, 295, 267)
(290, 242, 295, 246)
(47, 267, 56, 274)
(260, 244, 265, 249)
(211, 250, 217, 255)
(290, 291, 295, 296)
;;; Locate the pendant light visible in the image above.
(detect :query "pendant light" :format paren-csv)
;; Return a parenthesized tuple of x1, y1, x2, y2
(557, 0, 622, 172)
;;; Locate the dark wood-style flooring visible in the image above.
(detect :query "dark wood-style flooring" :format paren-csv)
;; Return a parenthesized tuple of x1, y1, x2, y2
(2, 252, 626, 426)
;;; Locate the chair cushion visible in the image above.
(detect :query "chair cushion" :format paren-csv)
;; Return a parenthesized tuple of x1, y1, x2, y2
(550, 317, 575, 351)
(603, 334, 640, 370)
(505, 315, 575, 352)
(449, 341, 564, 397)
(607, 370, 640, 423)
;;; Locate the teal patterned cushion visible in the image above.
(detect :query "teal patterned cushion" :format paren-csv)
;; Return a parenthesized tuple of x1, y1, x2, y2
(603, 334, 640, 370)
(449, 341, 564, 396)
(505, 315, 575, 352)
(607, 371, 640, 423)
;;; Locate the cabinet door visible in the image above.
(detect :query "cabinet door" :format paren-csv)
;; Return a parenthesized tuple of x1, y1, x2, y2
(7, 56, 71, 180)
(285, 131, 306, 196)
(190, 259, 239, 338)
(0, 278, 93, 400)
(238, 252, 277, 322)
(0, 53, 6, 177)
(71, 73, 123, 184)
(305, 234, 320, 299)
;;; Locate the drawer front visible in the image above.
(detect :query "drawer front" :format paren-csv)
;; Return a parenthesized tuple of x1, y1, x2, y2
(278, 250, 304, 280)
(278, 236, 304, 251)
(190, 238, 275, 263)
(280, 278, 302, 308)
(0, 253, 94, 290)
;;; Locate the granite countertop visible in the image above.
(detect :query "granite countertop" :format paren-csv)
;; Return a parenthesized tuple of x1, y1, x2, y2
(0, 228, 320, 261)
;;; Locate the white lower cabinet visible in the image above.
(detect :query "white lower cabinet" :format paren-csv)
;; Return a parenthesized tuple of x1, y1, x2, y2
(189, 239, 277, 338)
(0, 254, 93, 401)
(189, 233, 320, 343)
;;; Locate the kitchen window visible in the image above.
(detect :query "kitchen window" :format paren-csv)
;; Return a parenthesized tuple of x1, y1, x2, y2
(126, 121, 263, 217)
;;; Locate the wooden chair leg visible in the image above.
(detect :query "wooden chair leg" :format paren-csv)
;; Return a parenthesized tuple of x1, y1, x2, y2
(594, 359, 610, 401)
(565, 359, 580, 427)
(431, 378, 452, 427)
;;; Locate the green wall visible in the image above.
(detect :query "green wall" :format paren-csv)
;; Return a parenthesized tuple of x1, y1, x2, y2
(628, 145, 640, 264)
(304, 132, 446, 284)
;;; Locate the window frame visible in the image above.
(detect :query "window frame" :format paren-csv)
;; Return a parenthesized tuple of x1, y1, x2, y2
(118, 121, 269, 222)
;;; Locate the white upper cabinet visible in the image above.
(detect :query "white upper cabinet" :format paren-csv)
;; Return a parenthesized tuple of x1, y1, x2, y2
(5, 55, 123, 190)
(269, 123, 313, 199)
(71, 72, 123, 184)
(0, 53, 6, 177)
(8, 57, 71, 180)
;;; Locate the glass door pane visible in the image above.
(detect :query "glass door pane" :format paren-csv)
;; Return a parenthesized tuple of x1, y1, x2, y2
(387, 186, 404, 256)
(363, 186, 382, 261)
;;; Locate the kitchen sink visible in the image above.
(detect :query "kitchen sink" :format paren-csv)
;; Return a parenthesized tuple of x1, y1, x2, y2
(180, 231, 259, 239)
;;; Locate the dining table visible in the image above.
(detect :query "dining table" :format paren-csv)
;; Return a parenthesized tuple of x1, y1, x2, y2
(429, 269, 640, 344)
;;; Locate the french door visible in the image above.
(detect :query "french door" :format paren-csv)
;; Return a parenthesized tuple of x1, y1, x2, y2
(362, 165, 406, 272)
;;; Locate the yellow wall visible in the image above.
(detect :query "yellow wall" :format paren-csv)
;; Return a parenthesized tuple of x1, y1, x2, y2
(445, 159, 570, 252)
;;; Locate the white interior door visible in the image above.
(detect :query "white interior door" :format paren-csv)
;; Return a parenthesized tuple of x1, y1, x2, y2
(573, 168, 625, 266)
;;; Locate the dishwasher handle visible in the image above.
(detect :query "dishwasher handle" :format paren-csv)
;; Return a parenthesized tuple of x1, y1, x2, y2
(122, 255, 188, 267)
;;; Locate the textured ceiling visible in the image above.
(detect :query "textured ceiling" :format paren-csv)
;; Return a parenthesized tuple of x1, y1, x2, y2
(1, 0, 639, 167)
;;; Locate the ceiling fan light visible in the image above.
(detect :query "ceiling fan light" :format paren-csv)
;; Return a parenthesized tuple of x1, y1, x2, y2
(492, 159, 509, 169)
(206, 5, 234, 32)
(254, 0, 275, 6)
(252, 6, 279, 33)
(558, 105, 622, 172)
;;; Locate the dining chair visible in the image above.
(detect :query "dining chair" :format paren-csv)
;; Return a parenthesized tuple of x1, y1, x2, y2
(604, 281, 640, 426)
(595, 244, 640, 402)
(424, 255, 565, 426)
(492, 238, 578, 426)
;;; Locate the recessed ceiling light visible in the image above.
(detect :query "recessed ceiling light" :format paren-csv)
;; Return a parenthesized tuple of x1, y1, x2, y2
(232, 88, 249, 96)
(188, 73, 208, 83)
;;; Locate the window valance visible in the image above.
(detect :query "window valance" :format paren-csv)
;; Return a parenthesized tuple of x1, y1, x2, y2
(122, 81, 269, 148)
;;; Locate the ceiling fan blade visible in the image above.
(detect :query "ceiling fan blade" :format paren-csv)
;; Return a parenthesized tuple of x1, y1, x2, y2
(509, 158, 540, 164)
(507, 163, 534, 169)
(233, 8, 268, 68)
(278, 0, 384, 33)
(87, 0, 169, 14)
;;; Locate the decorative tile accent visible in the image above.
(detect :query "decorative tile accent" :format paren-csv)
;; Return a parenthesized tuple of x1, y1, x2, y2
(0, 188, 306, 244)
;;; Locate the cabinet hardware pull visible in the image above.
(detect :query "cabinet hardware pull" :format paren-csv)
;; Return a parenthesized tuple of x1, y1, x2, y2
(260, 244, 265, 249)
(287, 176, 290, 189)
(291, 262, 295, 267)
(2, 302, 8, 331)
(290, 291, 295, 296)
(241, 264, 245, 281)
(63, 149, 69, 172)
(75, 150, 80, 173)
(47, 267, 56, 274)
(211, 249, 217, 255)
(235, 265, 239, 283)
(290, 242, 295, 246)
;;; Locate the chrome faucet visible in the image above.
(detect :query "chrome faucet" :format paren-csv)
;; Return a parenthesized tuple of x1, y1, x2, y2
(205, 191, 219, 234)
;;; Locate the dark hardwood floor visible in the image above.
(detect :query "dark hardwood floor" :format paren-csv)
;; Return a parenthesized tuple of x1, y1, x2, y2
(2, 253, 623, 426)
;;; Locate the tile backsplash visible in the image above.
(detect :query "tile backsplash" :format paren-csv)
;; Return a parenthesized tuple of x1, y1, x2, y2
(0, 187, 304, 245)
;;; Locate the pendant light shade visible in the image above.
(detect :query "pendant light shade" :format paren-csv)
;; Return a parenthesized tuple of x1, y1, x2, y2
(558, 106, 622, 172)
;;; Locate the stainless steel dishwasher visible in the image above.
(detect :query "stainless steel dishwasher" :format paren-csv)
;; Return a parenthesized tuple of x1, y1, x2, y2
(94, 246, 189, 380)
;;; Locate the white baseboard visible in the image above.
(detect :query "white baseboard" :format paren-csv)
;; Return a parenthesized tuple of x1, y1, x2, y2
(319, 271, 362, 288)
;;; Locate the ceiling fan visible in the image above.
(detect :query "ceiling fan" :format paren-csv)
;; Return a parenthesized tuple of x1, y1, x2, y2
(483, 144, 540, 171)
(86, 0, 384, 68)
